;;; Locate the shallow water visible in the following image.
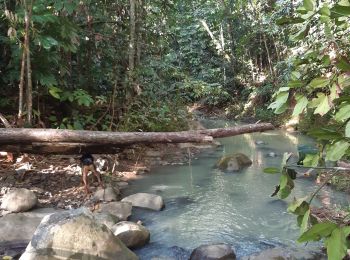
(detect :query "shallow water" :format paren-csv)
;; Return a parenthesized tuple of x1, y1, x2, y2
(125, 119, 350, 259)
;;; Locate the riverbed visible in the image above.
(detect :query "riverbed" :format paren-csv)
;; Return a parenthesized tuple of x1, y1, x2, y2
(124, 119, 350, 259)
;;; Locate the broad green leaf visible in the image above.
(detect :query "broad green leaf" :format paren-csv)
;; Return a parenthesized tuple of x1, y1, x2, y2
(338, 74, 350, 88)
(292, 95, 308, 116)
(287, 197, 309, 214)
(331, 5, 350, 16)
(298, 221, 337, 242)
(268, 92, 289, 111)
(275, 103, 288, 114)
(48, 86, 62, 99)
(319, 15, 331, 23)
(339, 0, 350, 6)
(308, 77, 330, 89)
(326, 227, 348, 260)
(326, 141, 350, 161)
(303, 154, 319, 167)
(288, 80, 304, 88)
(290, 71, 301, 80)
(278, 186, 292, 199)
(278, 87, 290, 92)
(320, 6, 331, 16)
(308, 128, 342, 140)
(263, 167, 280, 174)
(336, 57, 350, 72)
(276, 17, 305, 25)
(301, 209, 311, 234)
(335, 104, 350, 121)
(280, 173, 288, 189)
(313, 94, 330, 116)
(345, 121, 350, 137)
(303, 0, 315, 11)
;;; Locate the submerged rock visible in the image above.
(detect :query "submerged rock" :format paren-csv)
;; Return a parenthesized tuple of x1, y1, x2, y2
(241, 247, 326, 260)
(190, 243, 236, 260)
(215, 153, 252, 172)
(122, 193, 165, 211)
(1, 188, 38, 213)
(19, 208, 138, 260)
(112, 221, 150, 249)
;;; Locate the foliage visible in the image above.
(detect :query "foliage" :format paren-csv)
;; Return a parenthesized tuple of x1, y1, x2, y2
(268, 0, 350, 258)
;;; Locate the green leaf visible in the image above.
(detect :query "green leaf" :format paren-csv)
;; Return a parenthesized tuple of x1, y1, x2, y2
(301, 210, 311, 234)
(320, 6, 331, 16)
(292, 95, 308, 116)
(269, 92, 289, 111)
(291, 25, 310, 41)
(308, 77, 330, 89)
(263, 167, 280, 174)
(276, 17, 305, 25)
(345, 121, 350, 138)
(326, 227, 349, 260)
(288, 80, 304, 88)
(313, 94, 330, 116)
(303, 0, 315, 11)
(335, 104, 350, 121)
(308, 128, 342, 140)
(331, 5, 350, 16)
(48, 86, 62, 99)
(303, 154, 319, 167)
(287, 197, 309, 214)
(326, 141, 350, 161)
(336, 57, 350, 72)
(298, 221, 337, 242)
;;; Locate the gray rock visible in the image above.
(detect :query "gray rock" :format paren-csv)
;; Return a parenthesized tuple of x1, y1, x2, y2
(0, 208, 61, 257)
(241, 247, 326, 260)
(122, 193, 165, 211)
(215, 153, 252, 172)
(1, 188, 38, 213)
(117, 181, 129, 189)
(93, 186, 120, 202)
(267, 152, 277, 157)
(98, 201, 132, 220)
(19, 208, 138, 260)
(190, 244, 236, 260)
(112, 221, 150, 249)
(94, 212, 120, 229)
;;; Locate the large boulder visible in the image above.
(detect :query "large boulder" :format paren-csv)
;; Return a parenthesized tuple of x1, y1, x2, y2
(190, 244, 236, 260)
(98, 201, 132, 221)
(93, 186, 120, 202)
(19, 208, 138, 260)
(215, 153, 252, 172)
(1, 188, 38, 213)
(241, 247, 326, 260)
(111, 221, 150, 249)
(0, 208, 61, 259)
(121, 193, 165, 211)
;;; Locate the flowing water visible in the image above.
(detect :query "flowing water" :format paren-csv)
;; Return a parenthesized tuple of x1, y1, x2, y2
(124, 119, 350, 259)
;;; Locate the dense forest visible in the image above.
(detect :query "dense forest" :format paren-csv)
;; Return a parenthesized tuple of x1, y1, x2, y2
(1, 0, 350, 259)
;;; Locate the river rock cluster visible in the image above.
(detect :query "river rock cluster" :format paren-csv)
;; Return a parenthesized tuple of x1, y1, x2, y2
(0, 186, 164, 259)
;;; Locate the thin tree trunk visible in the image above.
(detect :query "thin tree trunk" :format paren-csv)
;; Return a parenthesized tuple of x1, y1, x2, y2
(24, 0, 33, 126)
(128, 0, 136, 81)
(263, 34, 274, 76)
(136, 0, 143, 66)
(18, 46, 26, 119)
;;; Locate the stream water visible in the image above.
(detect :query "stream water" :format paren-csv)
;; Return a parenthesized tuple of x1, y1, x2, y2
(124, 119, 350, 259)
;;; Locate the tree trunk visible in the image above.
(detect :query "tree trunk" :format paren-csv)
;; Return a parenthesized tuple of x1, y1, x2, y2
(263, 34, 274, 77)
(18, 46, 26, 119)
(0, 123, 274, 154)
(128, 0, 136, 79)
(24, 0, 33, 126)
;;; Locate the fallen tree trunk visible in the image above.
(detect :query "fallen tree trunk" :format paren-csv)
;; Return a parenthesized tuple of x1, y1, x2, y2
(0, 123, 273, 154)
